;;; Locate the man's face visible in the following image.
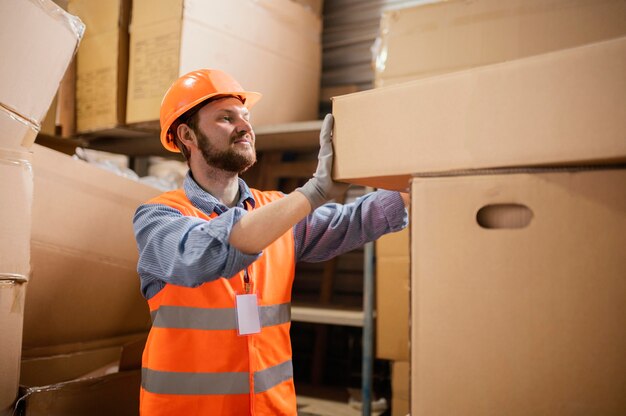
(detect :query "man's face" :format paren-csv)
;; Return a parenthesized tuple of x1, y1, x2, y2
(192, 97, 256, 174)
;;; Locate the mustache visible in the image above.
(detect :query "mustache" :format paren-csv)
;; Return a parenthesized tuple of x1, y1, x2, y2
(230, 130, 253, 143)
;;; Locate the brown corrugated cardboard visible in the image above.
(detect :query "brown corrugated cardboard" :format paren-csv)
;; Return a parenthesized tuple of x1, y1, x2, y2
(20, 344, 124, 387)
(333, 36, 626, 190)
(410, 169, 626, 415)
(376, 229, 409, 361)
(126, 0, 321, 127)
(0, 0, 83, 130)
(0, 149, 33, 278)
(376, 226, 409, 257)
(0, 147, 32, 416)
(24, 145, 161, 350)
(40, 95, 59, 137)
(18, 370, 141, 416)
(7, 145, 160, 415)
(68, 0, 130, 133)
(391, 360, 409, 416)
(375, 0, 626, 87)
(16, 335, 146, 416)
(0, 278, 27, 416)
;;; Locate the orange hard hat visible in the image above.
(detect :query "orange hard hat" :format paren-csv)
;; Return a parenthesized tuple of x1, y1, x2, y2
(159, 69, 262, 152)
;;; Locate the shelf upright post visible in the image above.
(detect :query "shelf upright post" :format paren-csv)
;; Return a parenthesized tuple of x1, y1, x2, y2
(361, 187, 375, 415)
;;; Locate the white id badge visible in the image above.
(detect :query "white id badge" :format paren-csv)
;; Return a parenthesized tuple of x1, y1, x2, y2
(235, 293, 261, 335)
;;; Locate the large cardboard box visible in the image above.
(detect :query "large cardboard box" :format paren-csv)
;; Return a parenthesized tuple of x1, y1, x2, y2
(333, 36, 626, 190)
(0, 149, 33, 278)
(68, 0, 131, 133)
(410, 169, 626, 415)
(376, 228, 409, 361)
(5, 145, 162, 415)
(0, 277, 27, 416)
(391, 360, 409, 416)
(126, 0, 321, 127)
(0, 148, 32, 416)
(24, 145, 161, 349)
(0, 0, 83, 144)
(17, 335, 145, 416)
(375, 0, 626, 87)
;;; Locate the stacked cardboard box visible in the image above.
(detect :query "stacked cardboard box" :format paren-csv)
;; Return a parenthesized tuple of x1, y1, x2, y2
(68, 0, 131, 133)
(333, 0, 626, 414)
(334, 35, 626, 189)
(126, 0, 321, 128)
(1, 2, 164, 415)
(375, 228, 409, 362)
(374, 0, 626, 87)
(17, 145, 161, 416)
(376, 227, 410, 416)
(0, 0, 83, 149)
(391, 360, 409, 416)
(0, 2, 83, 415)
(408, 169, 626, 415)
(0, 149, 32, 416)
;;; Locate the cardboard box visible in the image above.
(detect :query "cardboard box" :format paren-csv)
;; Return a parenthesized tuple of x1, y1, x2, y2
(68, 0, 131, 133)
(18, 370, 142, 416)
(0, 147, 32, 416)
(410, 169, 626, 415)
(126, 0, 321, 127)
(24, 145, 161, 349)
(376, 229, 409, 361)
(0, 148, 33, 278)
(375, 0, 626, 87)
(391, 360, 409, 416)
(333, 36, 626, 190)
(17, 335, 145, 416)
(0, 278, 27, 416)
(0, 0, 83, 133)
(4, 145, 162, 415)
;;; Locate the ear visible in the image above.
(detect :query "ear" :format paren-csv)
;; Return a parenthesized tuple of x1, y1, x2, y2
(176, 123, 197, 149)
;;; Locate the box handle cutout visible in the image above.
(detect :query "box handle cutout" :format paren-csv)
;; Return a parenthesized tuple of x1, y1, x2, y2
(476, 204, 532, 229)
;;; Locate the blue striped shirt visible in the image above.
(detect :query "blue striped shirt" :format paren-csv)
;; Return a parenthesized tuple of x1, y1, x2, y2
(133, 173, 408, 299)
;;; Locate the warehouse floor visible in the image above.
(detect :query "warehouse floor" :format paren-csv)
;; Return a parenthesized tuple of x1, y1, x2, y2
(297, 396, 385, 416)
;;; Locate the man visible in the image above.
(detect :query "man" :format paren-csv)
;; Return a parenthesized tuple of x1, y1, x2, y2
(133, 69, 408, 415)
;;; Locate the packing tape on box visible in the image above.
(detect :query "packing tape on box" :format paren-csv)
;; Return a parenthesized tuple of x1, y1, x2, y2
(0, 273, 28, 315)
(28, 0, 85, 44)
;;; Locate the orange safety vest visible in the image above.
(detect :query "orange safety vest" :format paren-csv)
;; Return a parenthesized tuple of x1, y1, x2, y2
(140, 188, 297, 415)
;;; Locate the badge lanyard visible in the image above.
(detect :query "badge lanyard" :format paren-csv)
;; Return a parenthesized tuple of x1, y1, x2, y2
(235, 267, 260, 335)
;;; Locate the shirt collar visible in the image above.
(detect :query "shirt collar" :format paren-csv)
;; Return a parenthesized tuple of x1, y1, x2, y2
(183, 172, 256, 215)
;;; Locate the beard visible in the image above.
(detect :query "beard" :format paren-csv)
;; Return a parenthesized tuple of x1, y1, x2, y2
(195, 129, 256, 174)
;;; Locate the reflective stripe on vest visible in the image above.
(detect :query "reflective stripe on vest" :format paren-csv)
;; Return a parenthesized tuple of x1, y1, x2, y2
(151, 302, 291, 330)
(142, 359, 293, 395)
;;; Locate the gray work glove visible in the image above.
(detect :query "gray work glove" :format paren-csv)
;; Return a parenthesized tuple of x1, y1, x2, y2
(296, 114, 349, 210)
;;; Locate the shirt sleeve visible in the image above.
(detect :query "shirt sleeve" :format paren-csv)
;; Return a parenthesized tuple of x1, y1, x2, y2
(133, 203, 261, 298)
(294, 190, 408, 262)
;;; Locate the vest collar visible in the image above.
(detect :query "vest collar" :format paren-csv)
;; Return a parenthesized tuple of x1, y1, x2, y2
(183, 172, 256, 215)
